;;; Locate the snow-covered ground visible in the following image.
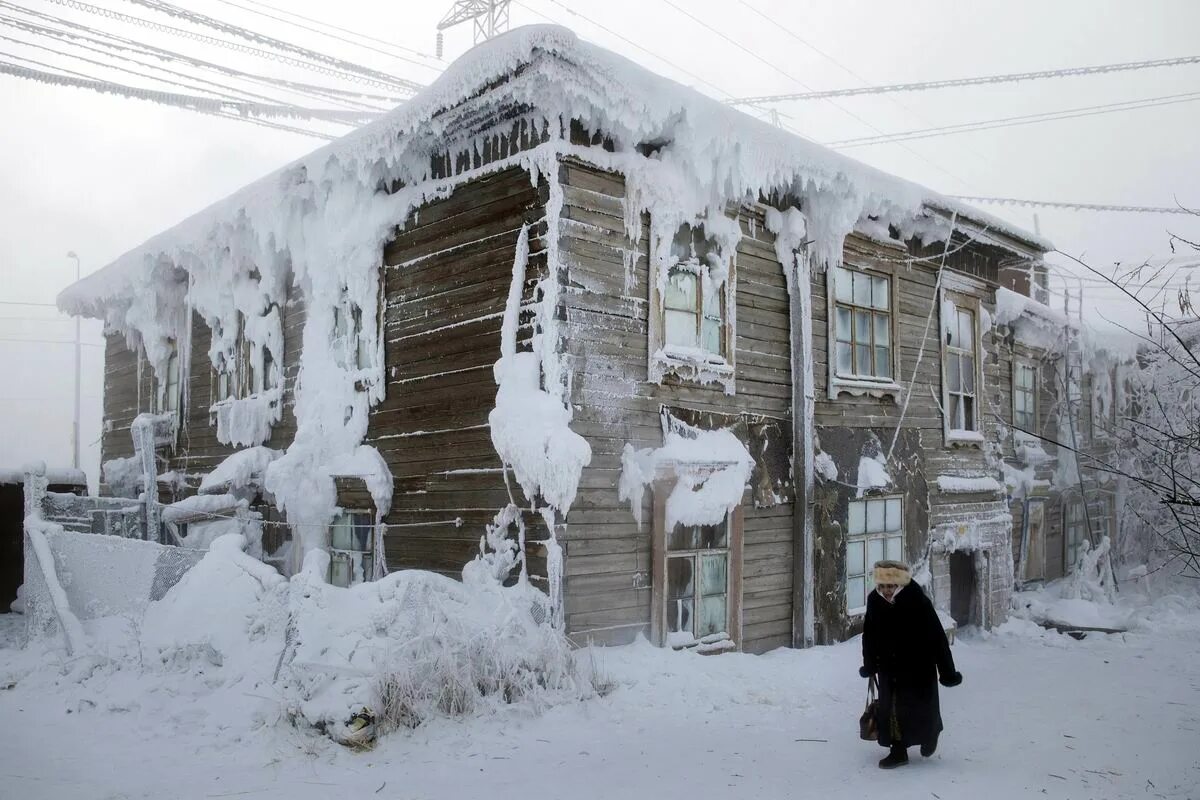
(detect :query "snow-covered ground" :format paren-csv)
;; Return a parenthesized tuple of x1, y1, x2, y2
(2, 585, 1197, 800)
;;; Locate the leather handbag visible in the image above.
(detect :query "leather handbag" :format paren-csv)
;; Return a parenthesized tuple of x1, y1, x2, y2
(859, 675, 878, 741)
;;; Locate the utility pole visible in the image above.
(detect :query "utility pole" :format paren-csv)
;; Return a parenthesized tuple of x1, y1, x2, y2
(436, 0, 511, 56)
(66, 250, 81, 471)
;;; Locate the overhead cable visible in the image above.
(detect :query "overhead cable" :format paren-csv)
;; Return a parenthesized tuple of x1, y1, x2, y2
(728, 54, 1200, 105)
(951, 196, 1199, 215)
(827, 90, 1200, 148)
(122, 0, 423, 92)
(37, 0, 415, 92)
(210, 0, 441, 72)
(0, 58, 360, 129)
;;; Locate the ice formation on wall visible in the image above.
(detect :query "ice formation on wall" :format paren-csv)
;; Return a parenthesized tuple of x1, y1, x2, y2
(57, 25, 1046, 572)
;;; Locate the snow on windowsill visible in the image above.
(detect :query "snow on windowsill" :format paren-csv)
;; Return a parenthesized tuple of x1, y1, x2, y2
(829, 375, 901, 400)
(651, 346, 735, 395)
(209, 389, 282, 448)
(946, 429, 985, 446)
(936, 475, 1004, 495)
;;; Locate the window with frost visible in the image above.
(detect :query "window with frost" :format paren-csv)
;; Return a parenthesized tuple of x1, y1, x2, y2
(1064, 498, 1085, 571)
(665, 521, 730, 646)
(333, 301, 370, 371)
(845, 496, 904, 614)
(650, 223, 734, 381)
(1013, 362, 1037, 431)
(156, 340, 180, 414)
(328, 510, 374, 587)
(831, 266, 893, 383)
(941, 296, 980, 437)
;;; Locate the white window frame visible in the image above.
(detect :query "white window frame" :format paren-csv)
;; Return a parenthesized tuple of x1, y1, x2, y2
(1012, 360, 1037, 433)
(328, 509, 375, 587)
(648, 221, 736, 389)
(940, 290, 984, 444)
(827, 265, 901, 400)
(155, 339, 181, 415)
(845, 495, 905, 615)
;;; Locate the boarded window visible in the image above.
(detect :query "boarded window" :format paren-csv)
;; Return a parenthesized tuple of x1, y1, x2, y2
(845, 495, 904, 614)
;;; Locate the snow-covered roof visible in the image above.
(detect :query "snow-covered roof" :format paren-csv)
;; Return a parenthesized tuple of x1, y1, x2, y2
(59, 25, 1047, 317)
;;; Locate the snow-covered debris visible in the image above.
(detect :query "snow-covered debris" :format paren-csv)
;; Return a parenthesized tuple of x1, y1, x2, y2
(619, 427, 753, 530)
(813, 451, 838, 482)
(936, 475, 1003, 494)
(198, 446, 281, 494)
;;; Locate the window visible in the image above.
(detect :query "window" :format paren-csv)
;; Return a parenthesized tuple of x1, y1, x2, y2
(942, 298, 979, 434)
(832, 267, 892, 381)
(156, 340, 180, 414)
(845, 496, 904, 613)
(333, 301, 371, 370)
(1013, 362, 1037, 432)
(328, 510, 374, 587)
(661, 224, 727, 359)
(1064, 498, 1085, 571)
(664, 520, 730, 647)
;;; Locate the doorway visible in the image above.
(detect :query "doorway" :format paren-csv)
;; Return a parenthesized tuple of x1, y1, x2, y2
(949, 551, 976, 628)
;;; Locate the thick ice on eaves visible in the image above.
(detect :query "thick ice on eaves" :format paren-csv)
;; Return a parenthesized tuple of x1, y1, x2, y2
(58, 24, 1048, 317)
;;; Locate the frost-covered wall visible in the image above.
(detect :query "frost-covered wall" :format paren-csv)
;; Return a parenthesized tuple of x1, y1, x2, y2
(59, 26, 1046, 610)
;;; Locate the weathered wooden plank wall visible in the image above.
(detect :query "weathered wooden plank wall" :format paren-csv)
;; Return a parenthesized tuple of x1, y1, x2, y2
(371, 165, 550, 580)
(557, 158, 795, 654)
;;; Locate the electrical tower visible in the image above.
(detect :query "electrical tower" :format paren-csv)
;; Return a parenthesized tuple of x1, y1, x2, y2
(436, 1, 511, 56)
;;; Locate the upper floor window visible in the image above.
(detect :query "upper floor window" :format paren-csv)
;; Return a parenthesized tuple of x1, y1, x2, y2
(832, 267, 892, 382)
(155, 339, 180, 414)
(662, 224, 727, 359)
(845, 495, 903, 614)
(941, 295, 980, 437)
(1013, 362, 1037, 432)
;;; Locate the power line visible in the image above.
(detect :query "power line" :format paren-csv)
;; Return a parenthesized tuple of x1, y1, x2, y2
(0, 6, 399, 109)
(0, 301, 58, 307)
(210, 0, 441, 73)
(122, 0, 423, 92)
(39, 0, 415, 92)
(951, 196, 1198, 215)
(827, 90, 1200, 148)
(0, 57, 376, 123)
(0, 59, 339, 138)
(655, 0, 976, 191)
(728, 53, 1200, 105)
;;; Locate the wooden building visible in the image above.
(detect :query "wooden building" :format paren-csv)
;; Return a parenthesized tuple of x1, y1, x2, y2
(59, 26, 1104, 654)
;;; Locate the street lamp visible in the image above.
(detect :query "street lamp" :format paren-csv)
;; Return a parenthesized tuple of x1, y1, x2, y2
(66, 251, 80, 472)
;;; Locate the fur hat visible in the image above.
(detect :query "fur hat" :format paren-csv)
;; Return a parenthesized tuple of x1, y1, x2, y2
(873, 560, 912, 587)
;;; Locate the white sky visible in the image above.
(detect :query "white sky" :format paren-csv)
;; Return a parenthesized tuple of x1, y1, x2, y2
(2, 0, 1198, 486)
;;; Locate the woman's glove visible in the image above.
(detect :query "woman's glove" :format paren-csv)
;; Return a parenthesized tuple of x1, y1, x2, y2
(939, 671, 963, 687)
(859, 665, 873, 679)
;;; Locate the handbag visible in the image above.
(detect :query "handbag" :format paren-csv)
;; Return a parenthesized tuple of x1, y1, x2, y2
(859, 675, 878, 741)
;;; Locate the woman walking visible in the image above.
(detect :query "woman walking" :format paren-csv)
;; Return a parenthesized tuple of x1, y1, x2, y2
(859, 560, 962, 769)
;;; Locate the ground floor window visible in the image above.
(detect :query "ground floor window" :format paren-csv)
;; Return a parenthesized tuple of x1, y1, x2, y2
(652, 477, 744, 651)
(846, 495, 904, 614)
(329, 510, 374, 587)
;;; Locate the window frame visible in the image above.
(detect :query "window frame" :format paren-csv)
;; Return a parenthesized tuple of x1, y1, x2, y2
(648, 221, 736, 389)
(650, 473, 744, 651)
(155, 339, 181, 416)
(844, 494, 905, 616)
(827, 264, 901, 400)
(328, 508, 375, 587)
(1012, 359, 1038, 434)
(939, 290, 984, 444)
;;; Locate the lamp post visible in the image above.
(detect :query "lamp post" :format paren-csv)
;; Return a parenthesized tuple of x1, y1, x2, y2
(66, 251, 80, 471)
